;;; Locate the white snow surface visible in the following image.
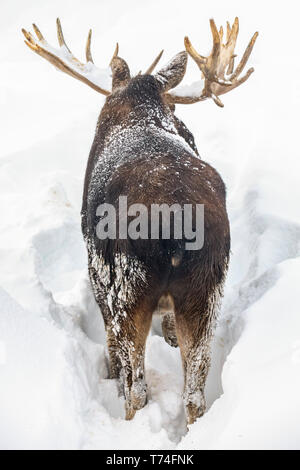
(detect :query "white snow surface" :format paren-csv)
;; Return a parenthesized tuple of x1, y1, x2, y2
(1, 0, 300, 450)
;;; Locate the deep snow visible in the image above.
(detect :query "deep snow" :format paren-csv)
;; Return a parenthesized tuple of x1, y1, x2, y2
(0, 0, 300, 450)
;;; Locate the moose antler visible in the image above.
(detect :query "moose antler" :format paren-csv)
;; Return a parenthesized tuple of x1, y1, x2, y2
(167, 17, 258, 107)
(22, 17, 257, 106)
(145, 50, 164, 75)
(22, 18, 111, 95)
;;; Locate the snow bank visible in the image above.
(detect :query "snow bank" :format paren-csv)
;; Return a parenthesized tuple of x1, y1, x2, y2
(0, 0, 300, 449)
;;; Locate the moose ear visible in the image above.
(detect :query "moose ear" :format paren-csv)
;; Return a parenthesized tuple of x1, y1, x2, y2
(110, 56, 131, 90)
(155, 51, 188, 92)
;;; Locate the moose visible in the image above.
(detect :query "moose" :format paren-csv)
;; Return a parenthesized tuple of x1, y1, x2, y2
(22, 17, 257, 424)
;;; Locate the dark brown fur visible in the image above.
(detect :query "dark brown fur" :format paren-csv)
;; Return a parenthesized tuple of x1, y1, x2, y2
(81, 56, 230, 424)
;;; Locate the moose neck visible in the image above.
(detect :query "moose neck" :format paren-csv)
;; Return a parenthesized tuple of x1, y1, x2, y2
(95, 76, 179, 147)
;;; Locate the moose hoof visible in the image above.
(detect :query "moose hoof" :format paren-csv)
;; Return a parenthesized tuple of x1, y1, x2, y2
(124, 380, 147, 419)
(125, 404, 136, 420)
(186, 402, 205, 425)
(131, 380, 147, 410)
(184, 391, 206, 425)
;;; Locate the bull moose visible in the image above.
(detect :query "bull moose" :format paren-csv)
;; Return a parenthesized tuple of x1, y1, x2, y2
(22, 17, 257, 424)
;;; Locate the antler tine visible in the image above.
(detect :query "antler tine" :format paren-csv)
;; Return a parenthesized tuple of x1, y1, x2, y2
(22, 28, 36, 47)
(209, 19, 221, 74)
(211, 94, 224, 107)
(231, 66, 254, 88)
(227, 54, 236, 75)
(228, 31, 258, 80)
(184, 36, 206, 68)
(86, 29, 94, 63)
(197, 20, 232, 86)
(56, 18, 71, 53)
(144, 49, 164, 75)
(56, 17, 85, 67)
(32, 23, 44, 41)
(226, 17, 239, 56)
(226, 21, 231, 42)
(219, 26, 223, 43)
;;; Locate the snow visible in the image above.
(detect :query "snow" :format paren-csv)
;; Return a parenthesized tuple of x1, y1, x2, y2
(1, 0, 300, 450)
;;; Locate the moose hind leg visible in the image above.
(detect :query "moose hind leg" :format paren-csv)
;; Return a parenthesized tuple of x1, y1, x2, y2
(175, 296, 217, 425)
(107, 326, 122, 379)
(117, 307, 152, 420)
(183, 338, 212, 425)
